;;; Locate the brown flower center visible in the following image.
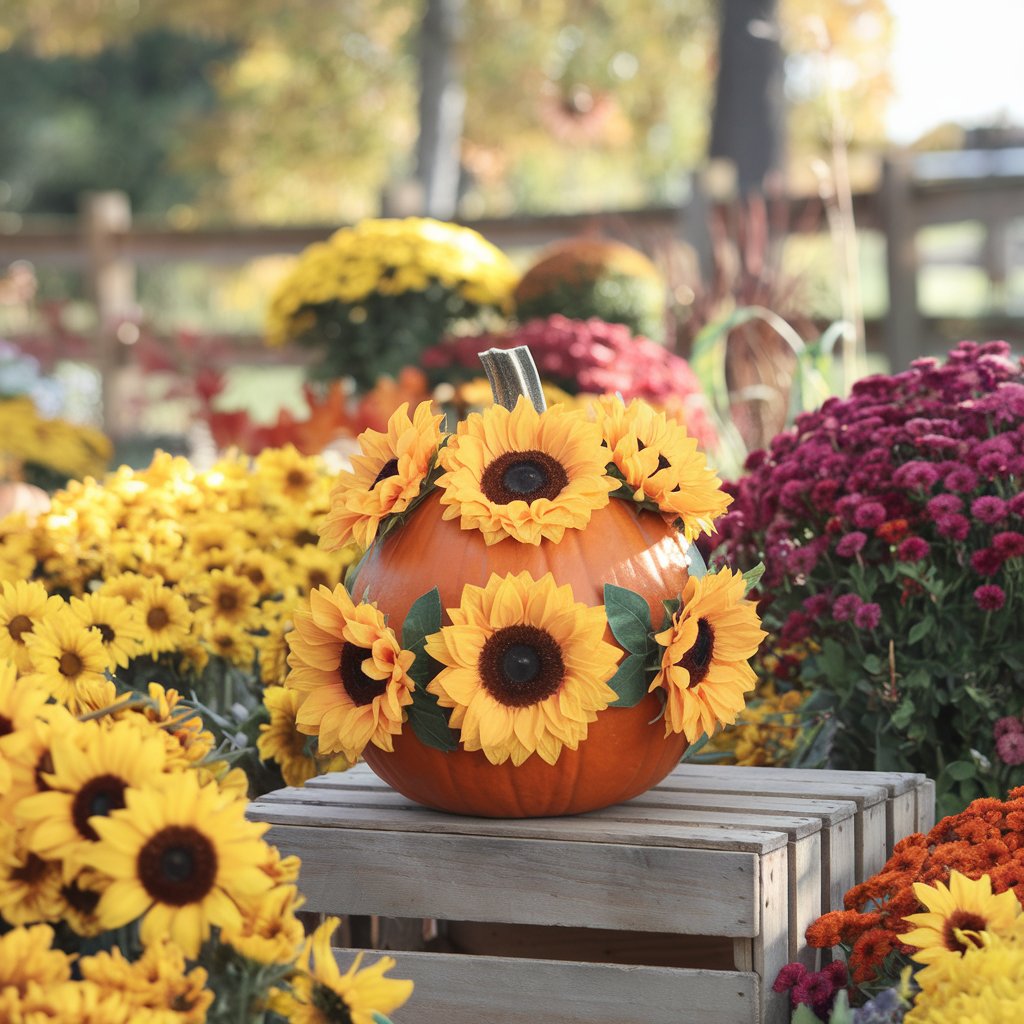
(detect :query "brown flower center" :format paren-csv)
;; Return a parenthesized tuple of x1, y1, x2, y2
(217, 591, 239, 612)
(286, 469, 308, 488)
(59, 652, 84, 678)
(308, 570, 331, 590)
(246, 568, 265, 586)
(71, 774, 129, 840)
(370, 458, 400, 489)
(677, 618, 715, 687)
(313, 986, 354, 1023)
(95, 623, 116, 644)
(479, 625, 565, 707)
(339, 643, 387, 706)
(61, 879, 101, 916)
(943, 910, 989, 953)
(7, 614, 33, 642)
(294, 529, 319, 547)
(0, 714, 12, 737)
(480, 450, 569, 505)
(147, 606, 170, 630)
(12, 852, 49, 885)
(137, 825, 218, 906)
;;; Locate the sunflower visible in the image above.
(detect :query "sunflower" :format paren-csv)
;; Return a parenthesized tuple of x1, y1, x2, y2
(68, 592, 144, 669)
(98, 572, 149, 604)
(134, 579, 192, 657)
(320, 400, 444, 550)
(0, 660, 49, 797)
(425, 571, 621, 765)
(436, 396, 617, 546)
(202, 620, 258, 668)
(257, 605, 295, 686)
(902, 871, 1022, 969)
(57, 869, 108, 936)
(0, 824, 64, 925)
(259, 685, 318, 786)
(594, 396, 731, 541)
(235, 550, 287, 599)
(0, 922, 73, 992)
(195, 568, 260, 630)
(290, 544, 357, 599)
(116, 683, 215, 769)
(650, 568, 766, 743)
(13, 979, 133, 1024)
(286, 585, 415, 762)
(0, 579, 62, 673)
(271, 916, 413, 1024)
(79, 773, 273, 957)
(22, 605, 116, 714)
(17, 718, 169, 873)
(220, 883, 306, 965)
(255, 444, 324, 505)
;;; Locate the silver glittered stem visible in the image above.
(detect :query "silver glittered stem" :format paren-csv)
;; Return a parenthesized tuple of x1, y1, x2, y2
(478, 345, 547, 413)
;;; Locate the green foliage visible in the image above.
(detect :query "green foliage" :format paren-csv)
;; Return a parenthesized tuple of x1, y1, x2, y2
(401, 587, 458, 752)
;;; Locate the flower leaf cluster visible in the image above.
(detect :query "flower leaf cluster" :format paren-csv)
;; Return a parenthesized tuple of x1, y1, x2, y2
(715, 341, 1024, 813)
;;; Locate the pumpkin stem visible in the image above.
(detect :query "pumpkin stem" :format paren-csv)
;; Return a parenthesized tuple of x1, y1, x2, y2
(479, 346, 547, 413)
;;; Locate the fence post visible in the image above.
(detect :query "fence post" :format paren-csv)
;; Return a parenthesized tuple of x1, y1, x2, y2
(880, 154, 922, 368)
(80, 190, 136, 435)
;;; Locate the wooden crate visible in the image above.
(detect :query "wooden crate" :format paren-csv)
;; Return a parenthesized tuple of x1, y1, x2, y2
(248, 764, 933, 1024)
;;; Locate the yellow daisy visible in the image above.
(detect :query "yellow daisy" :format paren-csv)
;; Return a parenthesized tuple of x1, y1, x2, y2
(0, 579, 62, 673)
(17, 718, 169, 873)
(651, 568, 766, 743)
(220, 883, 306, 966)
(320, 400, 444, 550)
(425, 571, 621, 766)
(436, 396, 617, 546)
(0, 824, 64, 926)
(594, 395, 731, 541)
(22, 605, 115, 714)
(902, 870, 1022, 967)
(68, 592, 144, 669)
(79, 773, 273, 957)
(272, 916, 413, 1024)
(134, 579, 192, 657)
(286, 585, 415, 762)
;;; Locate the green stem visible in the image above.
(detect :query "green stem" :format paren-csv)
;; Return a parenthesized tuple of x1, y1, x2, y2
(478, 345, 547, 412)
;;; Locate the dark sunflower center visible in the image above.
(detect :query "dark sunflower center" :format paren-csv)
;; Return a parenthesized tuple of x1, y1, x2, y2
(246, 568, 265, 586)
(217, 591, 238, 612)
(370, 458, 400, 489)
(637, 439, 670, 474)
(479, 625, 565, 707)
(59, 652, 84, 678)
(677, 618, 715, 687)
(12, 852, 48, 885)
(943, 911, 989, 953)
(147, 607, 170, 630)
(96, 623, 116, 644)
(294, 529, 319, 547)
(61, 880, 101, 915)
(313, 985, 354, 1024)
(71, 774, 128, 840)
(480, 450, 569, 505)
(286, 469, 308, 488)
(137, 825, 218, 906)
(339, 643, 387, 706)
(0, 714, 12, 737)
(8, 614, 32, 642)
(308, 570, 330, 590)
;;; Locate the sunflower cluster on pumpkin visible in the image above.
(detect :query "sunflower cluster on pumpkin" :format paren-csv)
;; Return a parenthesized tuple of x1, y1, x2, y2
(289, 387, 766, 774)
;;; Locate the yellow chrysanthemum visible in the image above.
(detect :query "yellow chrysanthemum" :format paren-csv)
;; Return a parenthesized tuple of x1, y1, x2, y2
(437, 396, 617, 545)
(594, 395, 731, 541)
(320, 400, 444, 550)
(271, 916, 413, 1024)
(79, 773, 273, 958)
(905, 914, 1024, 1023)
(0, 823, 64, 925)
(286, 585, 415, 762)
(425, 571, 621, 766)
(0, 922, 73, 992)
(651, 568, 766, 743)
(22, 605, 115, 714)
(134, 579, 192, 657)
(902, 870, 1022, 968)
(17, 717, 169, 873)
(68, 592, 144, 669)
(0, 579, 62, 673)
(220, 883, 306, 965)
(80, 939, 214, 1023)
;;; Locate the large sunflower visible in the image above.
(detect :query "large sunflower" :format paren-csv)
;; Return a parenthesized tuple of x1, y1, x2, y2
(17, 718, 169, 873)
(594, 396, 731, 541)
(902, 871, 1022, 969)
(650, 568, 766, 743)
(272, 916, 413, 1024)
(437, 396, 617, 545)
(79, 773, 273, 958)
(320, 400, 444, 550)
(68, 592, 144, 670)
(286, 585, 415, 762)
(134, 579, 192, 657)
(425, 571, 621, 765)
(0, 579, 62, 673)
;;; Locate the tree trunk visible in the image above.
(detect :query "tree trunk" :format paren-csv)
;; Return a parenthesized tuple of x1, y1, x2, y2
(708, 0, 785, 195)
(416, 0, 465, 219)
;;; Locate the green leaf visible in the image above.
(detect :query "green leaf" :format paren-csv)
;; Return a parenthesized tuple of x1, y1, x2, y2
(687, 543, 708, 580)
(908, 617, 934, 645)
(740, 561, 764, 594)
(863, 654, 883, 676)
(372, 1014, 394, 1024)
(946, 759, 977, 781)
(406, 687, 458, 752)
(890, 697, 916, 730)
(401, 587, 442, 656)
(681, 733, 711, 761)
(603, 584, 654, 656)
(607, 652, 649, 707)
(660, 597, 681, 632)
(792, 1004, 821, 1024)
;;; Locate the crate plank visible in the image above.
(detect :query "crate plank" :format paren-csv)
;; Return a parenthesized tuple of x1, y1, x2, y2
(755, 844, 790, 1024)
(916, 779, 937, 833)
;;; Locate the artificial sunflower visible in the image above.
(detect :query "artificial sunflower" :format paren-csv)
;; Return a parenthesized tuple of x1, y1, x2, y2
(134, 579, 192, 657)
(220, 882, 306, 966)
(594, 395, 731, 541)
(17, 717, 169, 872)
(425, 571, 621, 765)
(22, 606, 115, 714)
(320, 399, 444, 550)
(272, 916, 413, 1024)
(436, 396, 616, 545)
(68, 592, 144, 669)
(0, 826, 64, 925)
(0, 579, 62, 673)
(902, 871, 1022, 968)
(286, 585, 416, 762)
(651, 568, 765, 743)
(79, 773, 273, 957)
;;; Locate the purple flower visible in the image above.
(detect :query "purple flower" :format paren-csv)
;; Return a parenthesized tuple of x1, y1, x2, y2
(944, 466, 979, 493)
(802, 593, 833, 619)
(1010, 493, 1024, 518)
(892, 461, 941, 491)
(997, 731, 1024, 766)
(935, 514, 970, 540)
(835, 531, 868, 558)
(832, 593, 863, 621)
(977, 451, 1010, 477)
(974, 584, 1007, 611)
(853, 602, 882, 630)
(853, 502, 887, 529)
(994, 531, 1024, 559)
(925, 494, 964, 517)
(897, 537, 931, 562)
(971, 496, 1008, 524)
(970, 548, 1004, 576)
(994, 716, 1024, 740)
(791, 972, 836, 1010)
